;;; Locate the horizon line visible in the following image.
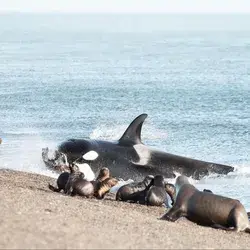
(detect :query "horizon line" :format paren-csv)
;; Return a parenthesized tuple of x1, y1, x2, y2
(1, 10, 250, 14)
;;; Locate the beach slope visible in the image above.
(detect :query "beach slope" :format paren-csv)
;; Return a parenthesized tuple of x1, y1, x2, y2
(0, 169, 250, 249)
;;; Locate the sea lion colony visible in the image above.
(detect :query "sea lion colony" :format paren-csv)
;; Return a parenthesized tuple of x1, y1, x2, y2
(48, 162, 250, 233)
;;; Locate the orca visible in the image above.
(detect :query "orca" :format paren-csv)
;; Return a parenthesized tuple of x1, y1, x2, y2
(42, 114, 234, 180)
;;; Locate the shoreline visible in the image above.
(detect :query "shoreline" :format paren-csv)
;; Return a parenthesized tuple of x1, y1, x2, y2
(0, 168, 250, 249)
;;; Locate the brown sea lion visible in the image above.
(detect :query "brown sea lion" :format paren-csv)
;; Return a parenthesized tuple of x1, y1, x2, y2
(115, 175, 154, 202)
(48, 172, 70, 193)
(95, 177, 119, 199)
(96, 167, 110, 182)
(91, 167, 112, 194)
(65, 164, 94, 197)
(161, 175, 250, 233)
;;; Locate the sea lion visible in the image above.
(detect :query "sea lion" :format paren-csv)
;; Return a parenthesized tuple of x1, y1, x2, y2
(91, 167, 111, 193)
(146, 175, 168, 207)
(161, 175, 250, 233)
(0, 138, 2, 144)
(48, 172, 70, 193)
(95, 177, 119, 199)
(115, 175, 154, 202)
(145, 175, 176, 207)
(96, 167, 110, 182)
(65, 164, 94, 197)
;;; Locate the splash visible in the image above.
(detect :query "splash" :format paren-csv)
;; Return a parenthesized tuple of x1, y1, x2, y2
(0, 132, 59, 178)
(89, 123, 168, 141)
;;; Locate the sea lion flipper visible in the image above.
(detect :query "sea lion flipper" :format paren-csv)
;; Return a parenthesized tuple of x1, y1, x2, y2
(48, 183, 61, 192)
(118, 113, 148, 145)
(160, 206, 183, 222)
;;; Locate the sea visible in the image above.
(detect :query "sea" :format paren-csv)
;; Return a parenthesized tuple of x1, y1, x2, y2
(0, 13, 249, 208)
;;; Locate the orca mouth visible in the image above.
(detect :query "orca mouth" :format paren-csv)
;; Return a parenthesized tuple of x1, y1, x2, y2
(42, 147, 70, 173)
(41, 147, 97, 181)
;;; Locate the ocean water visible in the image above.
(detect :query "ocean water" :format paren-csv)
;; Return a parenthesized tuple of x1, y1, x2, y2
(0, 13, 249, 208)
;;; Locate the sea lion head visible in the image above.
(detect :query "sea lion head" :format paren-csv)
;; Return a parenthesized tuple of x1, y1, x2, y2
(96, 167, 110, 182)
(175, 175, 191, 195)
(69, 163, 84, 177)
(152, 175, 165, 188)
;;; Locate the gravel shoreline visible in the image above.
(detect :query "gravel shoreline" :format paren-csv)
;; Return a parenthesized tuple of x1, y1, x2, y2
(0, 169, 250, 249)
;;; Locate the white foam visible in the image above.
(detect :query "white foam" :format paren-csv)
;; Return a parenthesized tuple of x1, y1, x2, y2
(89, 123, 168, 141)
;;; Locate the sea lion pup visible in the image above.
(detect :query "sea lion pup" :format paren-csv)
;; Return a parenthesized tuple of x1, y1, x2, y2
(95, 177, 119, 199)
(161, 175, 250, 233)
(146, 175, 173, 207)
(115, 175, 154, 202)
(92, 167, 118, 199)
(65, 164, 94, 197)
(96, 167, 110, 182)
(48, 172, 70, 193)
(91, 167, 111, 193)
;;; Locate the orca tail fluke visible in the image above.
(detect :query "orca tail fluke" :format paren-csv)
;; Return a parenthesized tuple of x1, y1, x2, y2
(119, 113, 148, 145)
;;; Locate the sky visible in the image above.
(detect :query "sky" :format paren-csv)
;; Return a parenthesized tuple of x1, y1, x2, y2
(1, 0, 250, 13)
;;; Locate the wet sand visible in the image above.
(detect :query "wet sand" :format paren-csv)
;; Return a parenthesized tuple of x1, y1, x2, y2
(0, 169, 250, 249)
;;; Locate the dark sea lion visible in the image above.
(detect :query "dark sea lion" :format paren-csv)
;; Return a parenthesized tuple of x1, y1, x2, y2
(146, 175, 176, 207)
(95, 177, 119, 199)
(0, 138, 2, 144)
(115, 175, 154, 202)
(146, 175, 168, 207)
(65, 164, 94, 197)
(48, 172, 70, 193)
(161, 175, 250, 233)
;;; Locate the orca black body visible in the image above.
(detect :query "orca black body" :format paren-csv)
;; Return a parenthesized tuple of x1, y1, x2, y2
(43, 114, 234, 180)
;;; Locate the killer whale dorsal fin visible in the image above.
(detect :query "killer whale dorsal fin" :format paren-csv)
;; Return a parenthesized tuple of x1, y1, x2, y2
(119, 113, 148, 145)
